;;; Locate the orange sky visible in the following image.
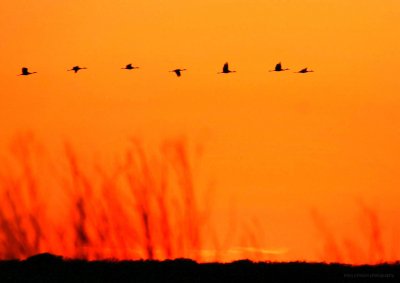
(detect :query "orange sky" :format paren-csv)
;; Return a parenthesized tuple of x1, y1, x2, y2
(1, 0, 400, 263)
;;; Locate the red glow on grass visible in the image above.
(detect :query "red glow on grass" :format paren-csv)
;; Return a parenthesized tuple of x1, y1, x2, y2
(0, 133, 270, 262)
(1, 133, 398, 264)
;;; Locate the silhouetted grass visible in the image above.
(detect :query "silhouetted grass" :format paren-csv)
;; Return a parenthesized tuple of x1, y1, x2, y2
(1, 133, 398, 265)
(312, 202, 399, 265)
(0, 253, 399, 283)
(0, 133, 264, 262)
(0, 134, 209, 260)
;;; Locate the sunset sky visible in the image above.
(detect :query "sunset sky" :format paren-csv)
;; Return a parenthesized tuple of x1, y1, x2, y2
(1, 0, 400, 262)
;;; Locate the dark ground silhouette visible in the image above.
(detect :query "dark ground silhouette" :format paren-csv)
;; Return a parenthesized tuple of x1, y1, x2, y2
(0, 253, 399, 283)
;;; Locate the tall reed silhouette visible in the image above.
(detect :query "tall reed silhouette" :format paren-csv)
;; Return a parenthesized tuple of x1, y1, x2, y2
(0, 133, 264, 262)
(311, 202, 398, 264)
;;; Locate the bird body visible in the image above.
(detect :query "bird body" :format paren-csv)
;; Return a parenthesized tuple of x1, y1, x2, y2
(270, 62, 289, 72)
(218, 62, 236, 74)
(68, 66, 87, 73)
(295, 67, 314, 73)
(171, 68, 187, 77)
(122, 64, 139, 70)
(18, 67, 37, 76)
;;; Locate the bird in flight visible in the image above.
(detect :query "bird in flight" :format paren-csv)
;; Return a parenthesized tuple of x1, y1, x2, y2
(170, 68, 187, 77)
(295, 67, 314, 74)
(269, 62, 289, 72)
(68, 66, 87, 73)
(218, 62, 236, 74)
(122, 64, 139, 70)
(18, 67, 37, 76)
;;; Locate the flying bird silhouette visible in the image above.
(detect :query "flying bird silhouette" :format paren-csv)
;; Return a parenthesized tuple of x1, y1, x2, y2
(18, 67, 37, 76)
(218, 62, 236, 74)
(170, 69, 187, 77)
(68, 66, 87, 73)
(122, 64, 139, 70)
(269, 62, 289, 72)
(295, 67, 314, 73)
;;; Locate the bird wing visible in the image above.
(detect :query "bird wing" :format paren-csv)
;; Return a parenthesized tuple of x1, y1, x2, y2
(22, 67, 28, 73)
(275, 63, 282, 71)
(175, 70, 181, 77)
(301, 68, 308, 72)
(127, 64, 132, 68)
(223, 63, 229, 73)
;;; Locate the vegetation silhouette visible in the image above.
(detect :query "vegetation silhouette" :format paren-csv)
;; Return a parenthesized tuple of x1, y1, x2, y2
(0, 134, 397, 266)
(0, 133, 267, 263)
(311, 203, 397, 265)
(0, 253, 398, 283)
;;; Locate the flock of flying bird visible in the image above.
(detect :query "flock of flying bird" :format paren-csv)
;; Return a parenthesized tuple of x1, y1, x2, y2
(17, 62, 314, 77)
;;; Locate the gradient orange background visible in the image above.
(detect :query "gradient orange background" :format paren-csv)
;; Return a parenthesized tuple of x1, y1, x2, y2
(1, 0, 400, 262)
